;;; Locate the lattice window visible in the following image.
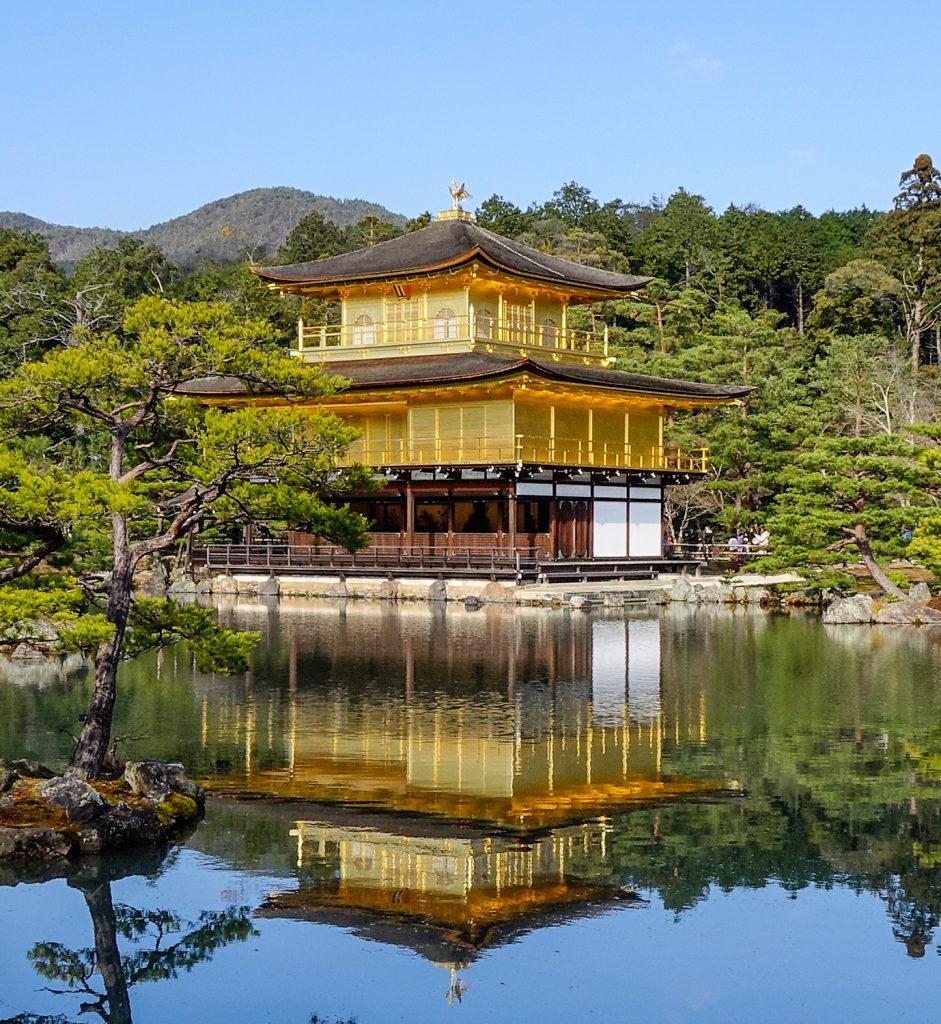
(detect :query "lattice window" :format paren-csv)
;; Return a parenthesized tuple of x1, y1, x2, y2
(385, 298, 422, 342)
(542, 317, 558, 347)
(505, 302, 534, 342)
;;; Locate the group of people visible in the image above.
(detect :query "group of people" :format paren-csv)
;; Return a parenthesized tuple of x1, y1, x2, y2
(662, 523, 770, 558)
(727, 526, 770, 553)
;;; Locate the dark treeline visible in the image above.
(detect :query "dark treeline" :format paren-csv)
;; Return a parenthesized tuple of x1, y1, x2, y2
(3, 155, 941, 586)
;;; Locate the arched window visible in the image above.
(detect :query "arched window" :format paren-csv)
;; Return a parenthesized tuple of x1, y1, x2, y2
(475, 309, 493, 340)
(542, 318, 558, 347)
(434, 307, 458, 340)
(352, 314, 375, 346)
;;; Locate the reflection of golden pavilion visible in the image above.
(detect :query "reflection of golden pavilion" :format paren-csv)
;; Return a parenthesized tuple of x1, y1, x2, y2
(198, 607, 737, 983)
(259, 816, 643, 963)
(204, 612, 720, 830)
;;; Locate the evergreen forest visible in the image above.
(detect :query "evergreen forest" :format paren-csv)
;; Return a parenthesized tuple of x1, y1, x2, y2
(3, 153, 941, 594)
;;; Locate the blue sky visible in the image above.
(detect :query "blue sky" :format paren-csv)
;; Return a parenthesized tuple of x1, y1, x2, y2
(3, 0, 938, 229)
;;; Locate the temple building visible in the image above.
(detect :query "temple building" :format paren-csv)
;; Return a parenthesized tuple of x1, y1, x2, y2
(190, 193, 748, 579)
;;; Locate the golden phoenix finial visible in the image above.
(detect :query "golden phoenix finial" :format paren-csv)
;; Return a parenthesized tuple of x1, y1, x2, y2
(449, 180, 472, 209)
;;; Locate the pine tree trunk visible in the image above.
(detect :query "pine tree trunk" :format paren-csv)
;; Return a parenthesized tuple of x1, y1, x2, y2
(851, 523, 906, 598)
(70, 530, 134, 780)
(82, 881, 133, 1024)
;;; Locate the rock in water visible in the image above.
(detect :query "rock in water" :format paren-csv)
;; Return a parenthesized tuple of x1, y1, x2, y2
(667, 577, 699, 603)
(213, 574, 239, 596)
(822, 594, 875, 624)
(39, 776, 105, 823)
(124, 760, 203, 805)
(0, 826, 76, 860)
(167, 577, 198, 599)
(873, 601, 941, 625)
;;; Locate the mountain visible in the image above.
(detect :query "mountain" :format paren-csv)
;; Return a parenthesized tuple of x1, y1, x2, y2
(0, 187, 407, 269)
(0, 212, 125, 266)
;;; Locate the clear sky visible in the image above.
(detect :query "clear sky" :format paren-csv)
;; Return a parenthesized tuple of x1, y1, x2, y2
(3, 0, 938, 230)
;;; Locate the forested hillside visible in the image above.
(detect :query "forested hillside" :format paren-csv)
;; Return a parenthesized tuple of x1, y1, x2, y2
(0, 187, 405, 268)
(2, 154, 941, 589)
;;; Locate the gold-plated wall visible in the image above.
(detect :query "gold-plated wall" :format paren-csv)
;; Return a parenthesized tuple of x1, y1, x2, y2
(337, 396, 683, 471)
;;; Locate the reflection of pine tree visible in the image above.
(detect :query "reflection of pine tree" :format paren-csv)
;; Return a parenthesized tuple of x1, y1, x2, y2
(26, 880, 255, 1024)
(0, 1012, 81, 1024)
(876, 800, 941, 958)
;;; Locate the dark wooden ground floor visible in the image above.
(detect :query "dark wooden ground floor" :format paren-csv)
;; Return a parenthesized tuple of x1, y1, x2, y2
(190, 468, 712, 581)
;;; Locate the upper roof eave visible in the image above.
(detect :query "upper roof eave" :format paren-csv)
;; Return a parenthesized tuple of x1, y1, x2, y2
(252, 217, 650, 298)
(255, 249, 650, 299)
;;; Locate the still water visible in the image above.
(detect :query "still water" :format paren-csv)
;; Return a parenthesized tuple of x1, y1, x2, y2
(3, 601, 941, 1022)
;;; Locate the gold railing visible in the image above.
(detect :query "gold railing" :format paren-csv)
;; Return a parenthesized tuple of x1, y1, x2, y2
(296, 314, 608, 359)
(341, 435, 708, 472)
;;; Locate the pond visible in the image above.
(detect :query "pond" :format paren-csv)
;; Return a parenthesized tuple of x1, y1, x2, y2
(2, 600, 941, 1023)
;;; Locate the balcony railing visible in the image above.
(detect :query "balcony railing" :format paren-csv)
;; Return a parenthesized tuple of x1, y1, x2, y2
(296, 313, 609, 360)
(192, 543, 541, 579)
(339, 434, 708, 473)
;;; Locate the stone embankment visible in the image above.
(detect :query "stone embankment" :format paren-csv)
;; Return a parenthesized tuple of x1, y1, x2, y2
(0, 759, 203, 862)
(161, 568, 814, 609)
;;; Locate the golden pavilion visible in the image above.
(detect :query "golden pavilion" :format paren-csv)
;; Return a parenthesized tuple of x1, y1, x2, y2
(192, 193, 748, 579)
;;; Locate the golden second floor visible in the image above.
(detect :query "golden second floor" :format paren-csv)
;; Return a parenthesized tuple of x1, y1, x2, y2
(185, 345, 741, 477)
(331, 392, 708, 474)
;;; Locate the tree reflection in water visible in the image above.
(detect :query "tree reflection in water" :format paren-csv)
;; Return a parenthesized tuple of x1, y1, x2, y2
(7, 852, 254, 1024)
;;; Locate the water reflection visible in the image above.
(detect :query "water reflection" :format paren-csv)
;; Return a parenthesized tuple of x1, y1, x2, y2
(1, 848, 254, 1024)
(201, 606, 730, 827)
(189, 602, 941, 969)
(262, 814, 648, 965)
(194, 604, 740, 993)
(5, 602, 941, 1019)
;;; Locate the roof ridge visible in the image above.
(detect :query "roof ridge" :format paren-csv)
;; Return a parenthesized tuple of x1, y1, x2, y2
(473, 223, 572, 280)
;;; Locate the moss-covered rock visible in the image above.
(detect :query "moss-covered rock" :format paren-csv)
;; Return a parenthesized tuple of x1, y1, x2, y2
(0, 759, 204, 862)
(156, 792, 199, 827)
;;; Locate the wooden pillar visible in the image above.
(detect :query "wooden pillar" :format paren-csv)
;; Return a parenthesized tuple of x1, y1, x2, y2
(559, 502, 575, 558)
(575, 501, 589, 558)
(446, 488, 454, 553)
(549, 499, 559, 558)
(405, 480, 415, 552)
(508, 491, 517, 553)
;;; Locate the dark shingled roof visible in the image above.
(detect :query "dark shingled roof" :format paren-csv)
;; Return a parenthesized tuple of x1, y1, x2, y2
(178, 352, 752, 402)
(253, 217, 650, 295)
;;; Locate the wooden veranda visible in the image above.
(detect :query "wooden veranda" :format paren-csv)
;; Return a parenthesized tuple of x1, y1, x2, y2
(189, 542, 704, 583)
